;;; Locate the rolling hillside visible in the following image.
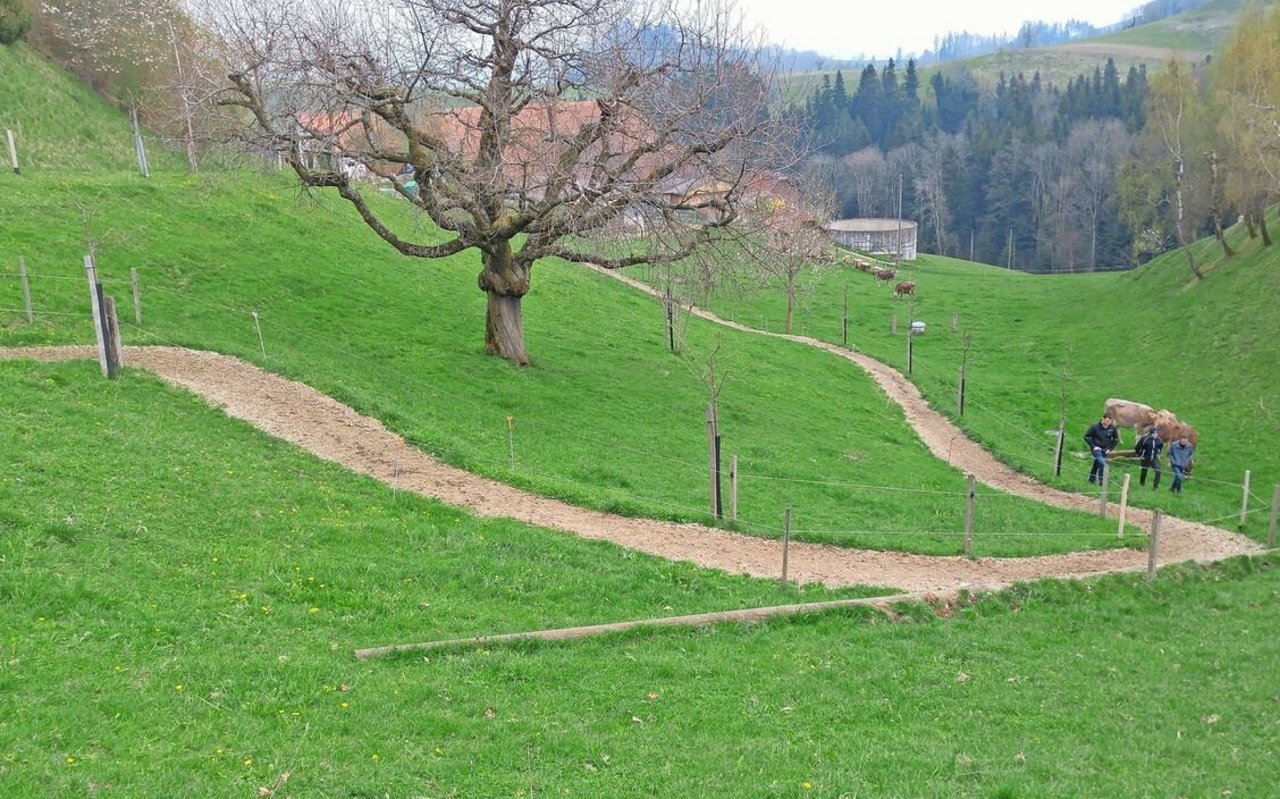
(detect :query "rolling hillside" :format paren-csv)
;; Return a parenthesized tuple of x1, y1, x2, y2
(2, 38, 1280, 798)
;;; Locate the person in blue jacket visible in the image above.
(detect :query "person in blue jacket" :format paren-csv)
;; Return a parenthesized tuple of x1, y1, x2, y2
(1168, 432, 1195, 494)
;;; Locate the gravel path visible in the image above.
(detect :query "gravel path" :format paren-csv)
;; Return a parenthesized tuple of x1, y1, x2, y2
(2, 328, 1261, 594)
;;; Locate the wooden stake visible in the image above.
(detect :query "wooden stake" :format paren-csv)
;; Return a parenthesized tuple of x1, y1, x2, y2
(130, 267, 141, 325)
(18, 256, 32, 324)
(963, 474, 975, 557)
(889, 315, 897, 335)
(251, 311, 266, 358)
(780, 506, 792, 589)
(131, 109, 150, 178)
(1267, 485, 1279, 548)
(729, 454, 738, 521)
(104, 295, 123, 372)
(1099, 461, 1109, 517)
(1117, 473, 1131, 537)
(84, 255, 111, 378)
(1148, 509, 1161, 581)
(1053, 425, 1065, 477)
(1239, 470, 1251, 531)
(705, 404, 717, 516)
(841, 288, 848, 348)
(506, 415, 515, 475)
(906, 324, 914, 374)
(5, 129, 18, 175)
(950, 310, 958, 333)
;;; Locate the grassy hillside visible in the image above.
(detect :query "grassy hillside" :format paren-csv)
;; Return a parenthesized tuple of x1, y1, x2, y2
(0, 41, 180, 172)
(3, 43, 1280, 798)
(0, 171, 1123, 557)
(4, 360, 1280, 797)
(682, 222, 1280, 534)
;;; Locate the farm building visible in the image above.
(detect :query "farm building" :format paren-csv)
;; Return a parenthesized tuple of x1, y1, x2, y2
(827, 218, 918, 261)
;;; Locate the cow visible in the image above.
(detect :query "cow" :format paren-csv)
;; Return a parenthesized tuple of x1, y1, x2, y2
(893, 280, 916, 299)
(1151, 409, 1199, 447)
(873, 267, 896, 284)
(1147, 408, 1199, 474)
(1103, 398, 1156, 433)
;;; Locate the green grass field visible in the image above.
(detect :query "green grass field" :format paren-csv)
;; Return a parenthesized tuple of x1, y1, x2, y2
(4, 362, 1280, 797)
(3, 36, 1280, 797)
(0, 170, 1132, 557)
(667, 226, 1280, 538)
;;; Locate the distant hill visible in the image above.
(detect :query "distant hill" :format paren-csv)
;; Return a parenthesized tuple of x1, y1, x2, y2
(925, 0, 1247, 89)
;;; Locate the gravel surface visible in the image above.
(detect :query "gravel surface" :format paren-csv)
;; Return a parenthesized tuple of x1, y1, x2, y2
(2, 330, 1260, 594)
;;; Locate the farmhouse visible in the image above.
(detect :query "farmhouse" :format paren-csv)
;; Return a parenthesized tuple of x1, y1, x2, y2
(827, 217, 918, 260)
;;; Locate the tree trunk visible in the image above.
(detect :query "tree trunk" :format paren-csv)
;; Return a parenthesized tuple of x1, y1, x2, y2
(478, 243, 531, 366)
(1245, 213, 1257, 240)
(1259, 209, 1272, 247)
(784, 283, 796, 335)
(1213, 218, 1235, 258)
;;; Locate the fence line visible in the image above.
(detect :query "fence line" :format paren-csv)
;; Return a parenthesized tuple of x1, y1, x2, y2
(12, 266, 1265, 542)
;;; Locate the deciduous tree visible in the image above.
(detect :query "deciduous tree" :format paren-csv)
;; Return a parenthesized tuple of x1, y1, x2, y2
(213, 0, 790, 366)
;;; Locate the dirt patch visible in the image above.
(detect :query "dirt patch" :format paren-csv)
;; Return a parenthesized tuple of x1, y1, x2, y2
(0, 332, 1261, 594)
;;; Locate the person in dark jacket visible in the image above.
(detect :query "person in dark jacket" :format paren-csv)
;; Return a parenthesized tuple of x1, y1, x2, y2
(1135, 425, 1163, 489)
(1169, 433, 1195, 494)
(1083, 414, 1119, 484)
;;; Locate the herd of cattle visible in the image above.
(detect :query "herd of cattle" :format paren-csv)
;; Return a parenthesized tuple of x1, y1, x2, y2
(1104, 397, 1198, 447)
(849, 257, 916, 299)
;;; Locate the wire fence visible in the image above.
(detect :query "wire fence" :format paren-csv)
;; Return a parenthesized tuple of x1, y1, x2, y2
(3, 260, 1276, 544)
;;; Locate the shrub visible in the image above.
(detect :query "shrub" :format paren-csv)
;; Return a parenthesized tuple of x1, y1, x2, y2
(0, 0, 31, 44)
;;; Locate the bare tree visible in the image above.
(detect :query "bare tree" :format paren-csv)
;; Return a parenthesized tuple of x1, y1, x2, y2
(211, 0, 791, 365)
(1147, 58, 1205, 280)
(748, 178, 837, 334)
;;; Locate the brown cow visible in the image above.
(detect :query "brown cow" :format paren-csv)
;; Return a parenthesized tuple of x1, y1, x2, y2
(1151, 409, 1198, 447)
(893, 281, 916, 299)
(1103, 398, 1156, 432)
(873, 268, 896, 283)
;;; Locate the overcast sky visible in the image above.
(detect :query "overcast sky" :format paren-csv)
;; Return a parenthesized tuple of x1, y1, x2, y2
(733, 0, 1140, 60)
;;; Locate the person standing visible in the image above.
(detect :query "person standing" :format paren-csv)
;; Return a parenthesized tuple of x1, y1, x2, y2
(1084, 414, 1119, 484)
(1169, 432, 1195, 494)
(1135, 426, 1164, 489)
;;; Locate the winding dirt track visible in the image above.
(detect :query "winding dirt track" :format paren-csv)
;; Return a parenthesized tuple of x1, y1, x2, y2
(1, 295, 1262, 593)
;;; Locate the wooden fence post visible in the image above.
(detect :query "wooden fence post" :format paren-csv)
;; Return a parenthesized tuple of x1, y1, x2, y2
(104, 296, 123, 371)
(5, 129, 18, 175)
(950, 310, 958, 333)
(1148, 509, 1162, 581)
(964, 474, 975, 557)
(705, 404, 718, 517)
(841, 288, 848, 348)
(506, 415, 515, 475)
(889, 315, 897, 335)
(1054, 425, 1065, 477)
(729, 454, 738, 521)
(131, 108, 150, 178)
(1268, 485, 1279, 549)
(1117, 473, 1131, 537)
(18, 256, 32, 324)
(1239, 470, 1251, 531)
(906, 324, 914, 374)
(780, 506, 792, 589)
(251, 311, 267, 358)
(1098, 462, 1109, 517)
(83, 255, 111, 378)
(130, 267, 141, 325)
